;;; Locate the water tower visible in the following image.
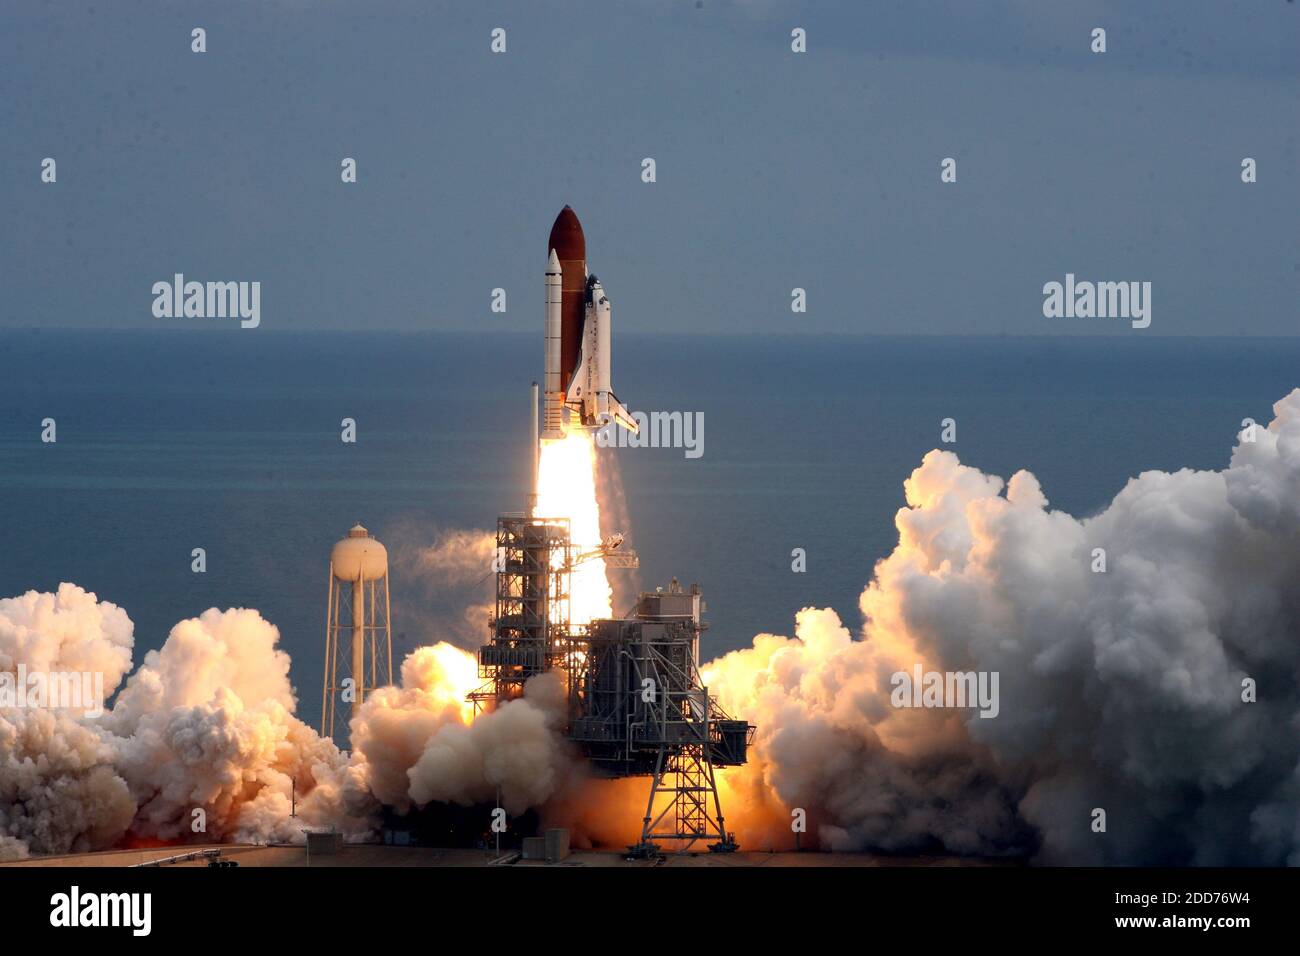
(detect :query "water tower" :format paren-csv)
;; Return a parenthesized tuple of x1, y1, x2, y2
(321, 523, 393, 744)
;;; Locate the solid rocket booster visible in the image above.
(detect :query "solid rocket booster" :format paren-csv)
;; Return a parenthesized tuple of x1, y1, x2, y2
(544, 251, 563, 437)
(542, 206, 637, 439)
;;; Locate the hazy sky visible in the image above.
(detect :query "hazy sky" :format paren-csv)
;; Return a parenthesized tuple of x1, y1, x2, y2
(3, 0, 1297, 335)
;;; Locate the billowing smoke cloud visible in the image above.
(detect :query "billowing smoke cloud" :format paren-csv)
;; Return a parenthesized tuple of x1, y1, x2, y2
(407, 672, 570, 813)
(0, 708, 136, 861)
(8, 391, 1300, 865)
(0, 583, 134, 709)
(102, 607, 371, 845)
(1, 585, 137, 858)
(0, 594, 372, 860)
(0, 579, 571, 860)
(704, 607, 1029, 856)
(347, 643, 480, 811)
(707, 389, 1300, 865)
(350, 646, 576, 817)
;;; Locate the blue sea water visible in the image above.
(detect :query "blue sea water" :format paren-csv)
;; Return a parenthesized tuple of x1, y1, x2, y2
(1, 329, 1296, 733)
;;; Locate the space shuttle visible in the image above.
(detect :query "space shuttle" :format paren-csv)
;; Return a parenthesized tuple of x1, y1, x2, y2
(542, 206, 638, 439)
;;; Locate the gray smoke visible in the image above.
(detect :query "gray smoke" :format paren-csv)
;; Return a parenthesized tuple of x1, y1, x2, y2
(708, 388, 1300, 864)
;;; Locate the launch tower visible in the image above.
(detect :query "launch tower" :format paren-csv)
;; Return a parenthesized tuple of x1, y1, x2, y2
(470, 516, 754, 855)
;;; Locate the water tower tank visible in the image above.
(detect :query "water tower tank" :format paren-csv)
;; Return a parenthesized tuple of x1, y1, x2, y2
(322, 523, 393, 744)
(331, 524, 388, 582)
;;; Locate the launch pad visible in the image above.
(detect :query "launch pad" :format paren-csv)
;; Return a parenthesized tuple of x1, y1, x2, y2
(464, 206, 753, 856)
(470, 513, 755, 855)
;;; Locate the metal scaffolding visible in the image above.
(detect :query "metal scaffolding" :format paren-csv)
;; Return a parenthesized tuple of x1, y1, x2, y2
(640, 744, 729, 853)
(470, 514, 573, 710)
(471, 514, 754, 856)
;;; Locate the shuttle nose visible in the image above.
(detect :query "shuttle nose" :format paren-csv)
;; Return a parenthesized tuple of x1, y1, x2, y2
(548, 205, 585, 260)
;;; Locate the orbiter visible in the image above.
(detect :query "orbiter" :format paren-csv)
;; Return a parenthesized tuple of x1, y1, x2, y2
(542, 206, 638, 439)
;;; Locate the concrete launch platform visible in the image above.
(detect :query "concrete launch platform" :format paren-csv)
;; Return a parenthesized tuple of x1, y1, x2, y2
(1, 844, 1015, 868)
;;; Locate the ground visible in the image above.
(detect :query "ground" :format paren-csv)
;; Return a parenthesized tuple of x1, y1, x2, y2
(1, 844, 1015, 868)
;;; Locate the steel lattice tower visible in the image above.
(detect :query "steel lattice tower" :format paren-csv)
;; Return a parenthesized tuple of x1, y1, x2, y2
(471, 513, 754, 856)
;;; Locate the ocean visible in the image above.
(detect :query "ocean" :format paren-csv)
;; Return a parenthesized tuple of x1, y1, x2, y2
(1, 329, 1296, 733)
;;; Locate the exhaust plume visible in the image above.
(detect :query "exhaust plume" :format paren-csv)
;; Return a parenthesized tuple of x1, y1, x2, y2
(7, 391, 1300, 865)
(0, 597, 370, 859)
(349, 646, 576, 817)
(707, 389, 1300, 864)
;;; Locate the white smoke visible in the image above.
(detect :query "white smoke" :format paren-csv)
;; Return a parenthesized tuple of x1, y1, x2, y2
(0, 596, 371, 860)
(102, 607, 371, 845)
(349, 645, 575, 817)
(0, 585, 138, 857)
(0, 581, 571, 860)
(0, 583, 134, 711)
(708, 388, 1300, 864)
(406, 672, 571, 814)
(8, 390, 1300, 864)
(348, 643, 480, 811)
